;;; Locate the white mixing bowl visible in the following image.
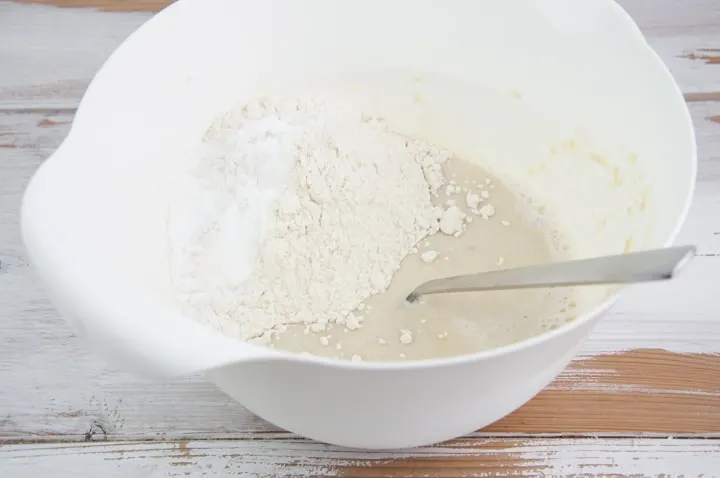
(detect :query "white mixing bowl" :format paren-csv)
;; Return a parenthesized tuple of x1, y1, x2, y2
(21, 0, 695, 449)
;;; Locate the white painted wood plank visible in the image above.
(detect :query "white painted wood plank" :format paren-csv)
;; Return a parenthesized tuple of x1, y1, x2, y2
(0, 0, 718, 107)
(626, 0, 720, 96)
(620, 0, 720, 30)
(1, 103, 719, 441)
(0, 2, 149, 90)
(1, 437, 719, 477)
(1, 0, 719, 446)
(647, 34, 720, 95)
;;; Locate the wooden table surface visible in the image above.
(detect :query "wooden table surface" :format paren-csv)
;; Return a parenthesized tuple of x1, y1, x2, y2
(1, 0, 719, 476)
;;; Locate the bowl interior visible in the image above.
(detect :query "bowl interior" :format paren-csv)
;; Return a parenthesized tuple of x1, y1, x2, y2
(35, 0, 695, 341)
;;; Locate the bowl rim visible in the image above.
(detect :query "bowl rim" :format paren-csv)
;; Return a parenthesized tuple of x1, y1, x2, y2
(310, 0, 698, 370)
(23, 0, 698, 375)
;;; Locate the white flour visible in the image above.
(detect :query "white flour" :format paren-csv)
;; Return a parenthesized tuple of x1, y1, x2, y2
(168, 97, 454, 342)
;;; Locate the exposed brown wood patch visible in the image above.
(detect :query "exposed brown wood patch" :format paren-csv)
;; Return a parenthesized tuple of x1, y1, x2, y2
(12, 0, 170, 12)
(685, 92, 720, 102)
(484, 349, 720, 434)
(708, 115, 720, 124)
(177, 440, 190, 458)
(559, 349, 720, 394)
(36, 118, 69, 127)
(681, 49, 720, 64)
(2, 438, 719, 476)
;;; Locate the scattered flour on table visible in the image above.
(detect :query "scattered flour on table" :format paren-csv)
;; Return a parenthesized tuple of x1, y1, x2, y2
(168, 97, 458, 342)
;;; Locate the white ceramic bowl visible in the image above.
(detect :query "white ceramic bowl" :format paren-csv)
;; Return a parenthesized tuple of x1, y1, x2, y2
(22, 0, 695, 449)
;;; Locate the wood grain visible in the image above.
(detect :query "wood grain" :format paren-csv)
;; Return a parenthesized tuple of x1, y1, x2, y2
(2, 1, 720, 475)
(2, 438, 719, 477)
(12, 0, 170, 11)
(1, 106, 719, 441)
(2, 0, 720, 96)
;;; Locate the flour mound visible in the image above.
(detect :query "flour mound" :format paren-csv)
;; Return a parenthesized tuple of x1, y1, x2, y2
(169, 97, 451, 342)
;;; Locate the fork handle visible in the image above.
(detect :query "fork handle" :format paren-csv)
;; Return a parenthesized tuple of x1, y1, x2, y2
(406, 245, 695, 302)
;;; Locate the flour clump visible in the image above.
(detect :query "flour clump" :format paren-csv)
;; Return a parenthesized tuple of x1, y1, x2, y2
(169, 97, 453, 342)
